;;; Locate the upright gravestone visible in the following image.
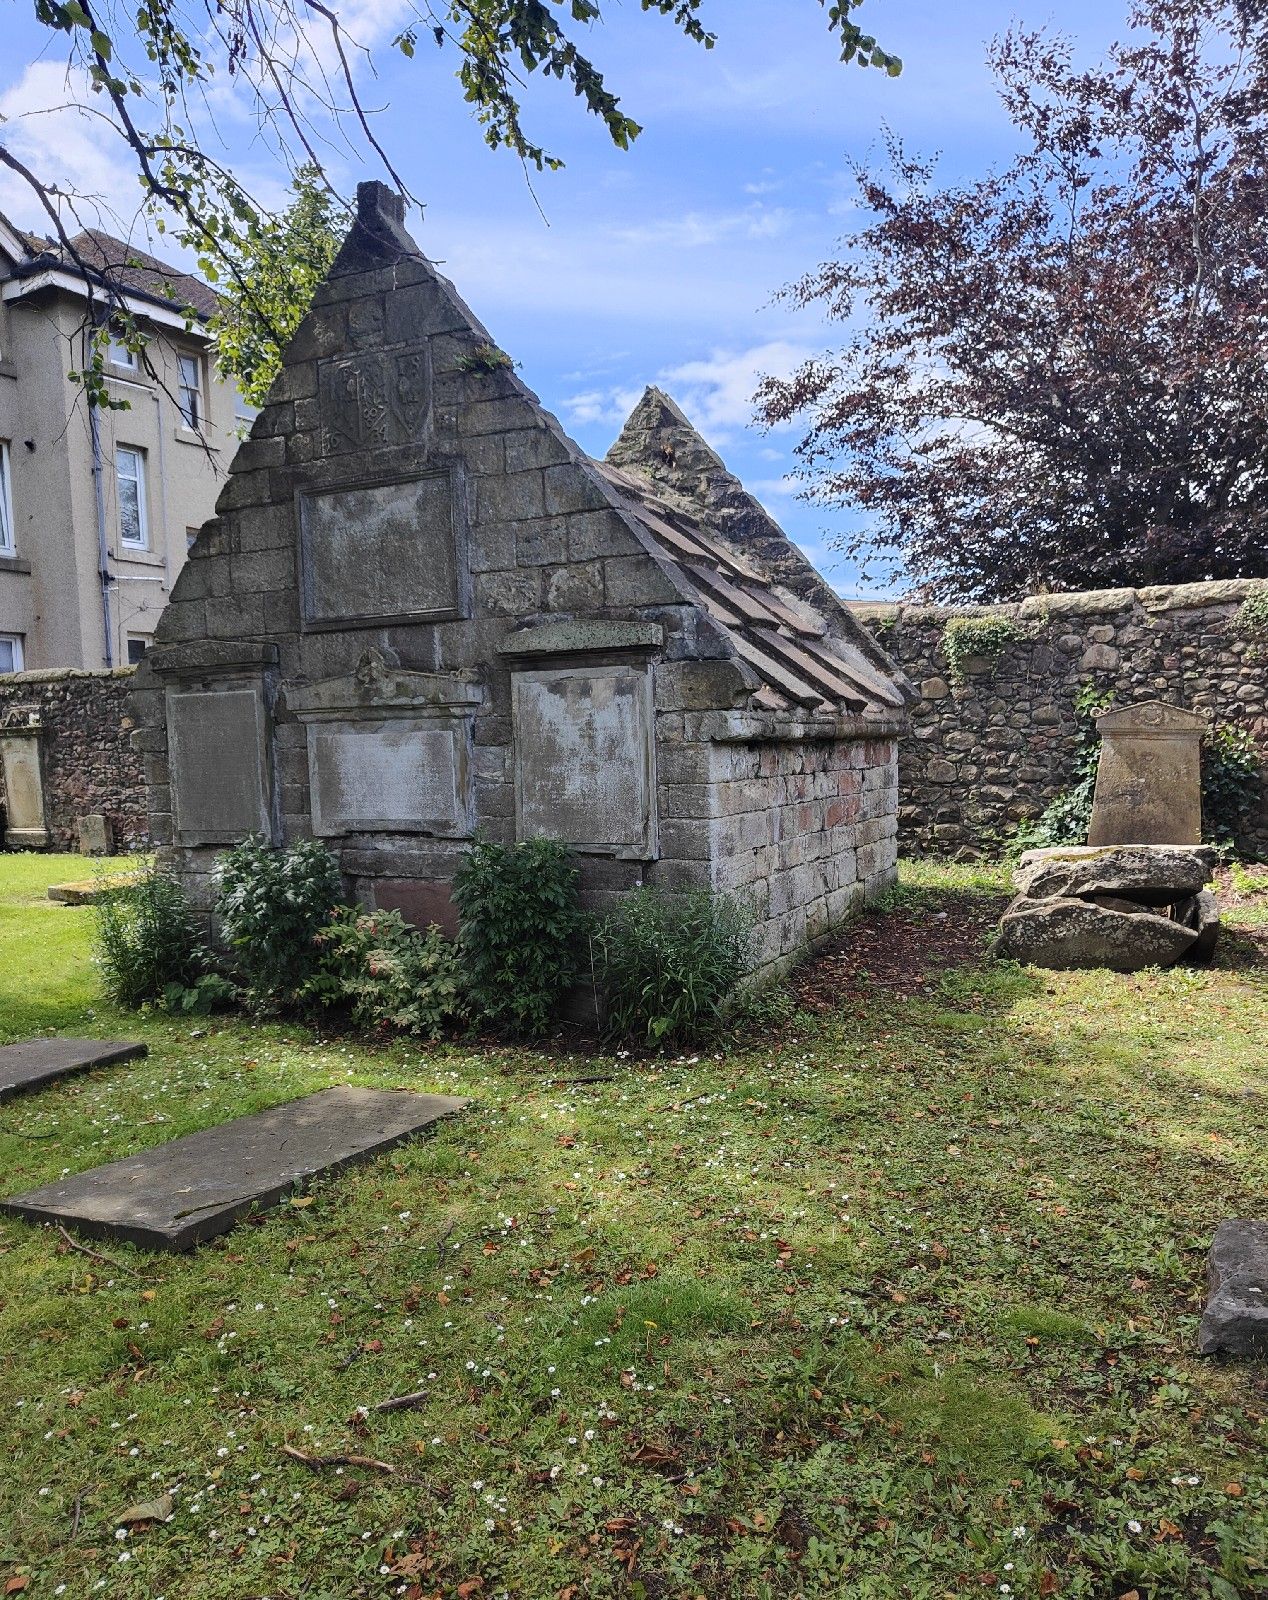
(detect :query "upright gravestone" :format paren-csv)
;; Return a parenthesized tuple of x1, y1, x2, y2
(0, 719, 49, 849)
(1088, 700, 1208, 846)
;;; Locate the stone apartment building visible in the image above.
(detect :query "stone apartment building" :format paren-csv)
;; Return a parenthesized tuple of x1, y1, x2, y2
(0, 216, 243, 672)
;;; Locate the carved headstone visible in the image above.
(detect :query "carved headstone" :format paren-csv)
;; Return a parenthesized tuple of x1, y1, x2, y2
(78, 813, 114, 856)
(0, 721, 49, 849)
(1088, 700, 1208, 846)
(512, 664, 657, 858)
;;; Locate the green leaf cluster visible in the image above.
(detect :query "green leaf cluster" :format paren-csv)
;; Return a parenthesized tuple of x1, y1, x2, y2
(303, 905, 467, 1040)
(214, 836, 344, 1010)
(592, 885, 752, 1046)
(210, 165, 343, 408)
(941, 615, 1026, 686)
(452, 836, 583, 1035)
(92, 863, 207, 1008)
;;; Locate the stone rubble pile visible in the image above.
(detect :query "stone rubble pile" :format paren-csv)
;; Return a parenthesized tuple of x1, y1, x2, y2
(992, 844, 1219, 971)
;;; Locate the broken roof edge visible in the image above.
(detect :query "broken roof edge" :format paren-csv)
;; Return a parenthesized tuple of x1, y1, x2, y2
(606, 386, 916, 706)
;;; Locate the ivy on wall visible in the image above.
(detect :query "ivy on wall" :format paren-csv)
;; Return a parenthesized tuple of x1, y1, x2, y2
(941, 615, 1026, 686)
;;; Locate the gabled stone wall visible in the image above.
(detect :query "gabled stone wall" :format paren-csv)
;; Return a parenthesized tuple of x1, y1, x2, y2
(132, 186, 904, 978)
(852, 580, 1268, 858)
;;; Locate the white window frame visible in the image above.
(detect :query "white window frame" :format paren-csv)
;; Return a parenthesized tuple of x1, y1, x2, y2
(0, 439, 13, 555)
(116, 446, 149, 550)
(177, 352, 202, 429)
(0, 633, 24, 674)
(126, 634, 152, 665)
(107, 333, 138, 370)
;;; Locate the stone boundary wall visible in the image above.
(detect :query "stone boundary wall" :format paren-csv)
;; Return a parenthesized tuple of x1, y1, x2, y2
(0, 667, 147, 851)
(851, 579, 1268, 859)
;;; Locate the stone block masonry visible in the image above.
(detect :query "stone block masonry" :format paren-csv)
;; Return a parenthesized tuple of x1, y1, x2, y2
(0, 667, 147, 851)
(852, 579, 1268, 858)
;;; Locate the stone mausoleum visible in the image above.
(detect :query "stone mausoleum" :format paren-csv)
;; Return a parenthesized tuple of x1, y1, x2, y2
(133, 184, 911, 977)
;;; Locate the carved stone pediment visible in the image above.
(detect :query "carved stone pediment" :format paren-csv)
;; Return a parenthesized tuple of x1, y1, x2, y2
(289, 650, 483, 722)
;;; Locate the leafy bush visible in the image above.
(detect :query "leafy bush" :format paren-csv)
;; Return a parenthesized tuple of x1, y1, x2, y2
(1203, 724, 1262, 847)
(94, 867, 206, 1009)
(305, 906, 467, 1038)
(215, 836, 343, 1009)
(1011, 685, 1113, 853)
(452, 838, 583, 1034)
(941, 615, 1025, 686)
(163, 973, 237, 1016)
(1233, 590, 1268, 645)
(593, 886, 752, 1047)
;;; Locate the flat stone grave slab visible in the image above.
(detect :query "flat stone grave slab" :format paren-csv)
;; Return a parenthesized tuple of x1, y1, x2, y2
(0, 1038, 147, 1104)
(0, 1086, 468, 1251)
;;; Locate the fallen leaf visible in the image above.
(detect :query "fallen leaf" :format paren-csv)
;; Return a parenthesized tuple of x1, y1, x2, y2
(117, 1492, 174, 1526)
(456, 1579, 483, 1598)
(5, 1579, 30, 1595)
(290, 1196, 314, 1209)
(1224, 1482, 1244, 1496)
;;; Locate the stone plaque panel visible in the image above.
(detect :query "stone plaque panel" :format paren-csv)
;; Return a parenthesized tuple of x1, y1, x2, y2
(168, 684, 273, 845)
(299, 471, 464, 630)
(0, 728, 48, 847)
(319, 349, 432, 456)
(1088, 699, 1208, 846)
(307, 717, 472, 837)
(512, 664, 656, 857)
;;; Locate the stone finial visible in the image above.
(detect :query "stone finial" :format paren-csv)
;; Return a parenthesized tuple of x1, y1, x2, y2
(356, 180, 406, 228)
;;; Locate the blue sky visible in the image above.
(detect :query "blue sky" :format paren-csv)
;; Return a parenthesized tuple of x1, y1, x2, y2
(1, 0, 1127, 594)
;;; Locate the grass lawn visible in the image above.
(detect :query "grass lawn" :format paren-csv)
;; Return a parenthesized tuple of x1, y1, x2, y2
(1, 853, 1267, 1599)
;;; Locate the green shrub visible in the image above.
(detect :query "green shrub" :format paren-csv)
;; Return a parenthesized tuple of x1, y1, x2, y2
(215, 836, 343, 1009)
(1202, 724, 1262, 847)
(593, 886, 752, 1047)
(452, 837, 582, 1034)
(1011, 685, 1113, 853)
(941, 615, 1025, 686)
(1233, 590, 1268, 645)
(93, 867, 206, 1008)
(304, 906, 467, 1038)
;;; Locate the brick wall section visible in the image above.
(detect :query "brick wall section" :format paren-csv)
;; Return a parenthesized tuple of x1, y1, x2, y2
(0, 667, 147, 850)
(711, 735, 898, 970)
(852, 579, 1268, 858)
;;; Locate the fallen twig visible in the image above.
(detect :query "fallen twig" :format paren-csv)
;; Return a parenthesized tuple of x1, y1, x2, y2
(435, 1219, 455, 1267)
(55, 1224, 144, 1280)
(371, 1388, 430, 1413)
(281, 1443, 427, 1485)
(70, 1490, 83, 1540)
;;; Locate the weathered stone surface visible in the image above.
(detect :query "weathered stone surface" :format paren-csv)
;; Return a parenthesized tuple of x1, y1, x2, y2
(512, 664, 656, 857)
(1177, 889, 1221, 962)
(1089, 700, 1208, 846)
(1014, 844, 1217, 906)
(993, 895, 1197, 970)
(77, 813, 113, 855)
(851, 584, 1268, 860)
(0, 724, 48, 848)
(0, 1038, 146, 1103)
(47, 874, 142, 905)
(299, 472, 463, 628)
(0, 1086, 467, 1250)
(1199, 1220, 1268, 1357)
(167, 685, 273, 846)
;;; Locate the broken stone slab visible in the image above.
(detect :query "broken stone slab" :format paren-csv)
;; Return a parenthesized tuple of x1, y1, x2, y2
(992, 895, 1198, 972)
(47, 874, 144, 906)
(0, 1038, 147, 1104)
(0, 1086, 467, 1251)
(1199, 1219, 1268, 1357)
(1177, 890, 1221, 963)
(1014, 844, 1217, 906)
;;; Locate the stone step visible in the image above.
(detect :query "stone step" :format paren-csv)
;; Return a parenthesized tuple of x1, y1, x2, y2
(1, 1085, 468, 1251)
(0, 1038, 147, 1103)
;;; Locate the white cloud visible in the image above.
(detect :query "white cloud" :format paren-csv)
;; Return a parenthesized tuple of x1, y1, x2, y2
(0, 62, 148, 236)
(610, 203, 796, 249)
(562, 385, 644, 428)
(658, 338, 815, 436)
